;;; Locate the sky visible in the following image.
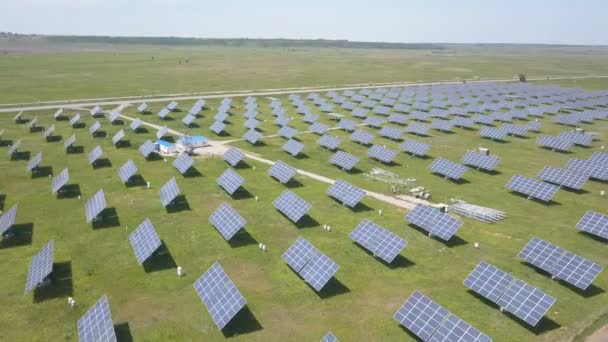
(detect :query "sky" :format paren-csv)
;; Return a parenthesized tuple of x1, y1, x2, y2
(1, 0, 607, 45)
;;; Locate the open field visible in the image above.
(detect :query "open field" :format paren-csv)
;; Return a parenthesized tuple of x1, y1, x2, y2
(0, 76, 607, 342)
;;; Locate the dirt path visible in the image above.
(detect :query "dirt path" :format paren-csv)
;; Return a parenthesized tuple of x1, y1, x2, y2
(586, 325, 608, 342)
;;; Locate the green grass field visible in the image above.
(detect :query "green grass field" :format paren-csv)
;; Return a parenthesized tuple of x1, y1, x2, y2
(0, 75, 607, 342)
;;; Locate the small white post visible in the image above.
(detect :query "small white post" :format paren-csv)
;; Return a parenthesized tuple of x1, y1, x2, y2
(77, 195, 81, 200)
(378, 209, 383, 216)
(177, 266, 183, 277)
(474, 242, 479, 249)
(261, 244, 267, 252)
(255, 196, 259, 201)
(327, 226, 331, 232)
(253, 166, 257, 171)
(259, 243, 263, 249)
(146, 181, 151, 189)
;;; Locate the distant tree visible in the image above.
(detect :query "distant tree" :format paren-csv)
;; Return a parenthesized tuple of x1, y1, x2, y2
(519, 73, 527, 82)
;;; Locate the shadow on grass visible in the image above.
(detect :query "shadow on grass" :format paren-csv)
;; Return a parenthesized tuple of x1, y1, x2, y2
(294, 214, 320, 229)
(115, 140, 131, 149)
(561, 282, 605, 298)
(145, 153, 162, 161)
(67, 145, 84, 154)
(505, 311, 561, 335)
(0, 194, 5, 211)
(29, 126, 44, 133)
(284, 178, 304, 188)
(344, 167, 364, 175)
(578, 231, 607, 243)
(222, 306, 263, 338)
(57, 184, 81, 199)
(32, 166, 53, 179)
(407, 223, 468, 247)
(315, 277, 351, 299)
(508, 191, 561, 206)
(112, 119, 125, 126)
(143, 241, 177, 273)
(166, 195, 191, 213)
(93, 158, 112, 169)
(431, 173, 470, 184)
(134, 127, 149, 134)
(0, 139, 13, 147)
(72, 122, 86, 129)
(11, 151, 30, 161)
(92, 131, 107, 138)
(227, 229, 258, 248)
(0, 223, 34, 249)
(293, 153, 309, 160)
(46, 135, 62, 143)
(126, 174, 147, 188)
(353, 243, 415, 269)
(183, 167, 203, 178)
(352, 202, 374, 213)
(539, 146, 571, 154)
(33, 261, 73, 303)
(233, 161, 251, 169)
(92, 208, 121, 229)
(114, 322, 133, 342)
(231, 187, 253, 200)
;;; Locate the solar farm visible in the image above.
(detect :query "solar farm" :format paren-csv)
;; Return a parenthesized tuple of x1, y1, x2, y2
(1, 78, 608, 342)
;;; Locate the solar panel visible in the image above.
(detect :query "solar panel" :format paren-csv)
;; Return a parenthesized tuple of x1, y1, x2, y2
(565, 158, 608, 181)
(215, 111, 229, 122)
(506, 175, 560, 202)
(54, 108, 64, 119)
(429, 312, 492, 342)
(89, 121, 101, 135)
(158, 108, 171, 119)
(536, 136, 574, 152)
(303, 113, 319, 123)
(87, 146, 103, 165)
(117, 160, 138, 184)
(337, 119, 357, 132)
(464, 261, 515, 304)
(472, 114, 494, 125)
(352, 108, 369, 118)
(268, 161, 297, 184)
(451, 117, 474, 128)
(300, 252, 340, 292)
(393, 291, 450, 341)
(0, 204, 18, 235)
(156, 126, 169, 139)
(85, 190, 106, 223)
(25, 240, 54, 292)
(519, 237, 603, 290)
(430, 119, 454, 132)
(159, 178, 180, 208)
(209, 203, 247, 241)
(210, 121, 226, 135)
(182, 114, 196, 126)
(7, 139, 22, 156)
(172, 154, 194, 175)
(327, 179, 366, 208)
(282, 139, 304, 156)
(108, 111, 120, 123)
(282, 237, 317, 272)
(537, 166, 588, 190)
(405, 122, 430, 136)
(51, 168, 69, 193)
(501, 123, 528, 137)
(244, 118, 260, 130)
(77, 295, 116, 342)
(576, 211, 608, 240)
(349, 219, 407, 264)
(278, 126, 298, 139)
(43, 124, 55, 139)
(243, 130, 262, 144)
(193, 262, 246, 330)
(216, 168, 245, 195)
(406, 204, 463, 241)
(350, 130, 375, 145)
(309, 122, 329, 135)
(317, 134, 342, 150)
(558, 131, 593, 147)
(111, 129, 125, 146)
(321, 332, 338, 342)
(273, 189, 311, 223)
(137, 103, 148, 113)
(139, 140, 156, 158)
(495, 279, 556, 327)
(479, 127, 508, 141)
(401, 139, 431, 157)
(130, 118, 142, 131)
(329, 151, 360, 171)
(223, 147, 244, 167)
(26, 116, 38, 129)
(591, 151, 608, 164)
(26, 152, 42, 172)
(364, 116, 386, 128)
(70, 114, 81, 127)
(90, 106, 104, 117)
(367, 145, 398, 163)
(379, 126, 403, 140)
(129, 218, 161, 265)
(461, 151, 500, 171)
(429, 158, 469, 180)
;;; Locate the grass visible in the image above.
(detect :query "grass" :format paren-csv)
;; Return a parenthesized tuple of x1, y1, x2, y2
(0, 77, 607, 341)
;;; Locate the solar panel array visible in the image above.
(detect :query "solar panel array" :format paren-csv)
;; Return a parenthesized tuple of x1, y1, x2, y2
(69, 114, 81, 127)
(329, 151, 360, 171)
(379, 126, 403, 140)
(282, 139, 304, 156)
(327, 179, 366, 208)
(210, 121, 226, 135)
(156, 126, 169, 139)
(349, 219, 407, 264)
(117, 160, 138, 184)
(576, 211, 608, 240)
(278, 126, 298, 139)
(223, 148, 244, 167)
(273, 190, 312, 223)
(393, 291, 491, 341)
(317, 134, 342, 150)
(51, 168, 69, 193)
(43, 124, 55, 139)
(367, 145, 398, 163)
(25, 240, 54, 292)
(565, 158, 608, 181)
(129, 218, 162, 265)
(64, 134, 76, 149)
(77, 295, 116, 342)
(559, 131, 593, 147)
(464, 261, 555, 327)
(338, 119, 357, 131)
(87, 146, 103, 165)
(0, 204, 18, 235)
(216, 168, 245, 195)
(537, 166, 588, 190)
(130, 118, 142, 131)
(536, 136, 574, 152)
(85, 190, 106, 223)
(405, 122, 430, 136)
(172, 154, 194, 175)
(268, 161, 297, 184)
(243, 130, 262, 144)
(350, 130, 375, 145)
(321, 332, 338, 342)
(461, 151, 500, 171)
(193, 262, 246, 330)
(209, 203, 247, 241)
(519, 237, 603, 290)
(429, 158, 469, 180)
(479, 127, 508, 141)
(111, 129, 125, 146)
(309, 122, 329, 135)
(139, 140, 156, 158)
(159, 178, 180, 208)
(282, 237, 339, 292)
(26, 152, 42, 172)
(506, 175, 560, 202)
(406, 204, 463, 241)
(400, 139, 431, 157)
(89, 121, 101, 135)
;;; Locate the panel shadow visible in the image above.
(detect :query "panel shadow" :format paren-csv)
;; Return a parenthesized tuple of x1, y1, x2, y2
(92, 208, 121, 229)
(33, 261, 73, 303)
(143, 241, 177, 273)
(0, 223, 34, 249)
(221, 306, 263, 338)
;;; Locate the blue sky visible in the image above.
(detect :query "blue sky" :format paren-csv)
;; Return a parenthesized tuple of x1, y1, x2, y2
(2, 0, 606, 45)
